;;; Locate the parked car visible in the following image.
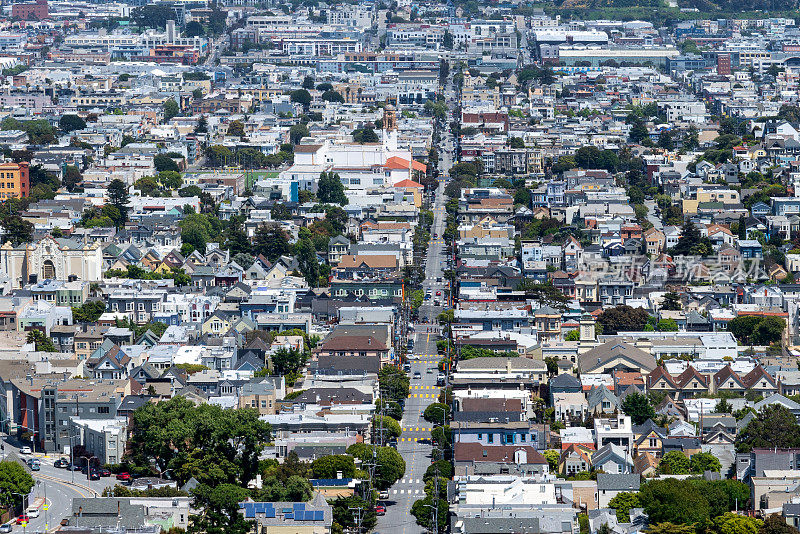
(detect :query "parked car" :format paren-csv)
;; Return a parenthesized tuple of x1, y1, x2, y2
(25, 508, 39, 519)
(402, 363, 411, 373)
(378, 490, 389, 500)
(375, 505, 386, 516)
(88, 471, 100, 481)
(54, 458, 68, 468)
(116, 472, 131, 481)
(97, 468, 112, 477)
(15, 515, 29, 525)
(19, 446, 31, 455)
(68, 463, 82, 471)
(0, 521, 13, 532)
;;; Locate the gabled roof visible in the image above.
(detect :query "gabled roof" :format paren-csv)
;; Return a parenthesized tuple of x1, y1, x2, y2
(385, 156, 426, 173)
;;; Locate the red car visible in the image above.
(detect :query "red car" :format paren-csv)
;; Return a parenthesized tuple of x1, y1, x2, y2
(375, 505, 386, 516)
(116, 472, 131, 481)
(436, 290, 441, 296)
(16, 515, 29, 524)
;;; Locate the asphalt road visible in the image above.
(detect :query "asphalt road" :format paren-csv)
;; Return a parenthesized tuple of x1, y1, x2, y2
(2, 443, 112, 533)
(376, 117, 452, 533)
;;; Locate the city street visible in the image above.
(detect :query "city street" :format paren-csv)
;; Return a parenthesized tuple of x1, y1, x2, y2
(376, 136, 451, 534)
(3, 443, 111, 533)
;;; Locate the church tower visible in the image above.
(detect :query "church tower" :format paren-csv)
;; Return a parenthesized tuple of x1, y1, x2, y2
(382, 104, 398, 152)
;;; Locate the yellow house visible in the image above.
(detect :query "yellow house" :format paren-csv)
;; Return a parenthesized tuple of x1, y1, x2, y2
(202, 312, 232, 336)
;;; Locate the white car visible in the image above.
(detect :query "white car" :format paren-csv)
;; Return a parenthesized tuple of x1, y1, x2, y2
(19, 446, 31, 455)
(25, 508, 39, 519)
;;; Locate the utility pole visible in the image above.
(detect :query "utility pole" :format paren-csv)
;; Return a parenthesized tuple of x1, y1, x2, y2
(349, 506, 365, 534)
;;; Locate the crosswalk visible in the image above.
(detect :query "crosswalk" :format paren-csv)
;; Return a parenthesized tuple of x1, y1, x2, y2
(409, 393, 439, 398)
(391, 489, 423, 495)
(410, 385, 438, 390)
(401, 427, 432, 432)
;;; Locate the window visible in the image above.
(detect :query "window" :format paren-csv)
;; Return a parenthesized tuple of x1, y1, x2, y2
(487, 434, 494, 444)
(98, 406, 110, 414)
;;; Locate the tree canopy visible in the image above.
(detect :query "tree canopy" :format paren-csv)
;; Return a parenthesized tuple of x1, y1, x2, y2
(736, 405, 800, 452)
(127, 396, 271, 487)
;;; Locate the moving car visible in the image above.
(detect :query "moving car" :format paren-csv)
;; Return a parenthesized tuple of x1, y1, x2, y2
(116, 472, 131, 481)
(437, 374, 446, 386)
(54, 458, 68, 468)
(88, 471, 100, 480)
(97, 468, 112, 477)
(436, 290, 441, 296)
(402, 363, 411, 373)
(375, 505, 386, 516)
(25, 508, 39, 519)
(0, 521, 13, 532)
(19, 446, 31, 455)
(68, 463, 82, 471)
(413, 372, 421, 379)
(27, 459, 40, 471)
(15, 515, 29, 525)
(378, 490, 389, 500)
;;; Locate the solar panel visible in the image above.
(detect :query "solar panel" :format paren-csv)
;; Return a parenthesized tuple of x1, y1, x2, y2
(284, 513, 293, 519)
(294, 511, 305, 521)
(242, 504, 255, 518)
(293, 503, 305, 511)
(254, 503, 266, 514)
(264, 509, 276, 518)
(282, 508, 292, 514)
(314, 511, 324, 521)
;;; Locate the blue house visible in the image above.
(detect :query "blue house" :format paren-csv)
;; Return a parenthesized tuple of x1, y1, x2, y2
(737, 239, 763, 259)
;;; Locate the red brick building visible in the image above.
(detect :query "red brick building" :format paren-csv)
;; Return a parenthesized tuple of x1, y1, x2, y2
(12, 0, 48, 20)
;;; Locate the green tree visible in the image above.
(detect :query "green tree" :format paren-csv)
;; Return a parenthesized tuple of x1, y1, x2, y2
(59, 114, 86, 133)
(226, 120, 245, 138)
(621, 391, 655, 425)
(690, 452, 721, 473)
(379, 366, 410, 403)
(154, 153, 181, 173)
(331, 496, 376, 533)
(646, 523, 697, 534)
(128, 397, 270, 487)
(657, 318, 679, 332)
(352, 126, 379, 143)
(311, 455, 356, 479)
(737, 405, 800, 452)
(301, 76, 314, 90)
(713, 513, 762, 534)
(411, 493, 448, 533)
(0, 461, 34, 511)
(673, 220, 703, 256)
(321, 90, 344, 103)
(509, 137, 525, 149)
(759, 515, 800, 534)
(659, 451, 691, 474)
(289, 89, 312, 108)
(374, 415, 402, 439)
(253, 223, 290, 262)
(317, 172, 348, 205)
(638, 478, 711, 525)
(107, 179, 129, 227)
(598, 305, 650, 335)
(163, 99, 179, 122)
(188, 483, 253, 534)
(63, 164, 82, 192)
(424, 460, 453, 482)
(294, 236, 319, 286)
(543, 449, 560, 472)
(609, 492, 641, 522)
(289, 123, 309, 145)
(422, 403, 450, 425)
(346, 444, 405, 490)
(72, 300, 106, 323)
(1, 215, 33, 245)
(661, 292, 681, 311)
